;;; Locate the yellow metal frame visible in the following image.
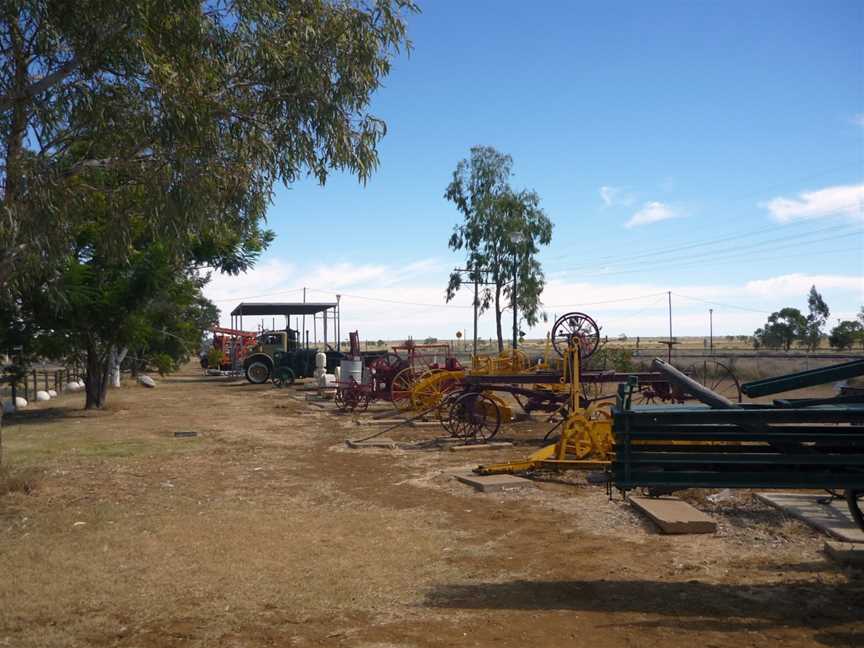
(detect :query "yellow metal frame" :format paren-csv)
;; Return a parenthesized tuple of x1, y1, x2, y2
(476, 336, 615, 475)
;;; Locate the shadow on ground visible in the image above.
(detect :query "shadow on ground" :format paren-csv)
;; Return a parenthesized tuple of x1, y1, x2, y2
(425, 578, 864, 637)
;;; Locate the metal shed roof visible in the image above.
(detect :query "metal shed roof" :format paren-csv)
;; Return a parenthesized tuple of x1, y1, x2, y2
(230, 302, 337, 317)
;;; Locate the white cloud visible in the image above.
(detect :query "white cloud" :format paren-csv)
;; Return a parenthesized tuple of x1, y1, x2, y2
(760, 183, 864, 223)
(204, 260, 864, 340)
(599, 185, 634, 207)
(853, 113, 864, 127)
(743, 273, 864, 298)
(625, 201, 681, 228)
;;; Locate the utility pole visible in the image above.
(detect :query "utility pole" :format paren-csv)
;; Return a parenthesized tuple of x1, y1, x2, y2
(336, 294, 341, 352)
(709, 308, 714, 354)
(512, 248, 519, 350)
(302, 287, 306, 349)
(667, 291, 673, 362)
(454, 266, 488, 358)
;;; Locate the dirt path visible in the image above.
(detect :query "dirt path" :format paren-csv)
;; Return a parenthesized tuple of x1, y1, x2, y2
(1, 367, 862, 647)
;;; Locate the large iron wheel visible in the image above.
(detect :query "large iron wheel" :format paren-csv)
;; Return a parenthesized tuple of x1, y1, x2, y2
(682, 360, 742, 403)
(437, 391, 462, 435)
(448, 392, 501, 443)
(390, 367, 417, 411)
(551, 312, 601, 359)
(335, 382, 369, 412)
(846, 489, 864, 531)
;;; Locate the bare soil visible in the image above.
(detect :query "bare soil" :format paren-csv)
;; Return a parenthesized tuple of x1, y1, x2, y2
(1, 366, 863, 647)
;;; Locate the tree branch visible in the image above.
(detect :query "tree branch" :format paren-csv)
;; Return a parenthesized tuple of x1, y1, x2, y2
(0, 58, 78, 110)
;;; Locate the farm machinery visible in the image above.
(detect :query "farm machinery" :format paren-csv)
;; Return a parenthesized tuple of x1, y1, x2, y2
(209, 327, 259, 371)
(243, 328, 343, 386)
(611, 358, 864, 531)
(334, 339, 464, 412)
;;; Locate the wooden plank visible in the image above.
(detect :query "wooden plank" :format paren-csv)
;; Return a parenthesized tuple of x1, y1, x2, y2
(755, 492, 864, 543)
(449, 442, 514, 452)
(454, 473, 534, 492)
(824, 540, 864, 566)
(629, 496, 717, 534)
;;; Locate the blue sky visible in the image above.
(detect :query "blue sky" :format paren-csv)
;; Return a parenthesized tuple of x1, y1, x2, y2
(207, 0, 864, 340)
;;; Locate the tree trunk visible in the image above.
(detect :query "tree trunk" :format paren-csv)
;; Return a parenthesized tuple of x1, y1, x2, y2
(494, 284, 504, 353)
(110, 347, 128, 387)
(0, 11, 26, 285)
(84, 341, 111, 409)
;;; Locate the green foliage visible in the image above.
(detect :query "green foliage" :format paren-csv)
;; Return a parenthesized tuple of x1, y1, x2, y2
(444, 146, 553, 351)
(753, 287, 834, 352)
(1, 1, 417, 408)
(207, 347, 224, 369)
(423, 337, 438, 344)
(1, 0, 417, 286)
(584, 347, 634, 372)
(829, 320, 864, 350)
(754, 307, 807, 351)
(803, 285, 830, 350)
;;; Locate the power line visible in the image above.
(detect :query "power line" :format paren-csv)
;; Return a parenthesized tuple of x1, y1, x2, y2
(671, 292, 771, 314)
(210, 288, 303, 303)
(572, 236, 863, 278)
(548, 203, 861, 270)
(555, 220, 863, 276)
(306, 287, 473, 309)
(544, 291, 668, 308)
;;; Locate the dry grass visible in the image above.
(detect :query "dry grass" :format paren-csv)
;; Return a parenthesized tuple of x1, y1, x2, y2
(1, 367, 863, 647)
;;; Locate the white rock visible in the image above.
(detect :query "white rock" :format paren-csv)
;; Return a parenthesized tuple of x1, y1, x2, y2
(138, 374, 157, 388)
(75, 380, 85, 388)
(65, 382, 80, 392)
(48, 389, 58, 398)
(708, 488, 734, 504)
(14, 396, 27, 409)
(35, 390, 50, 401)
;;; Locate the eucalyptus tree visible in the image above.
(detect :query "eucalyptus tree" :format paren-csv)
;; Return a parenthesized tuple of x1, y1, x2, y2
(0, 0, 417, 407)
(803, 285, 830, 351)
(444, 146, 552, 352)
(1, 0, 416, 282)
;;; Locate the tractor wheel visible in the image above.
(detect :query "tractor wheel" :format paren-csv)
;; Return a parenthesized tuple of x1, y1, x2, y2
(246, 360, 271, 384)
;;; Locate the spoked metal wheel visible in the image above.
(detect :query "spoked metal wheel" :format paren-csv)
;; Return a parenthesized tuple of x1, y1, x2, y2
(551, 312, 601, 359)
(390, 367, 417, 411)
(448, 392, 501, 443)
(580, 380, 610, 404)
(683, 360, 742, 403)
(846, 489, 864, 531)
(335, 382, 369, 412)
(437, 391, 462, 435)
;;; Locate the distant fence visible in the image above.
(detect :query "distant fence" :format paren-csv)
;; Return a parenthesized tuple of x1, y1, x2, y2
(2, 367, 83, 403)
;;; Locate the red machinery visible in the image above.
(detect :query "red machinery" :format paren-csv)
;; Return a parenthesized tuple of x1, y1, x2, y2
(210, 327, 258, 370)
(334, 339, 462, 412)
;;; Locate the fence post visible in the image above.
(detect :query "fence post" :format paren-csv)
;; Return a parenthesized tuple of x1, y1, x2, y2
(32, 370, 37, 398)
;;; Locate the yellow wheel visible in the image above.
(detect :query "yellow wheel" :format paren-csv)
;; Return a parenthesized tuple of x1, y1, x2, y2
(410, 370, 463, 411)
(561, 416, 594, 459)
